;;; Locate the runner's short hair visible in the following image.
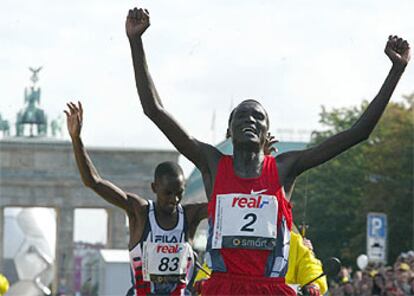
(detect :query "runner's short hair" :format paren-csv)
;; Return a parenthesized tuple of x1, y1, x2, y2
(154, 161, 184, 181)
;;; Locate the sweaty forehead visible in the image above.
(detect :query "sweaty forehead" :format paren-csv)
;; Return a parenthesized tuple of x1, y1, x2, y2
(239, 100, 267, 114)
(237, 100, 264, 110)
(157, 174, 185, 187)
(231, 101, 269, 123)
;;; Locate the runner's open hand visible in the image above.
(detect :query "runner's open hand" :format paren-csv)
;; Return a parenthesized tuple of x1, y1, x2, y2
(64, 101, 83, 139)
(264, 132, 278, 155)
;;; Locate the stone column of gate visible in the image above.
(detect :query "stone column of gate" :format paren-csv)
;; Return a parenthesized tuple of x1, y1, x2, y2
(56, 206, 75, 293)
(107, 208, 128, 249)
(0, 207, 3, 272)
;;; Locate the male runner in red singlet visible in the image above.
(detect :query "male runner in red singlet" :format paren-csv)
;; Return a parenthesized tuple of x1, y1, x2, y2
(126, 6, 410, 295)
(65, 102, 207, 295)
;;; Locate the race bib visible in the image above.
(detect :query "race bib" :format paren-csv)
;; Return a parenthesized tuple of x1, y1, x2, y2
(142, 242, 191, 283)
(212, 193, 278, 250)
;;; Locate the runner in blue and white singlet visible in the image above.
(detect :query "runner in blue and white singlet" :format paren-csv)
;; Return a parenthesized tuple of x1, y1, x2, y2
(66, 103, 208, 296)
(129, 200, 194, 295)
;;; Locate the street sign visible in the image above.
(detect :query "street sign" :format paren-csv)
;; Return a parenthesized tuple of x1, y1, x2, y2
(367, 213, 387, 263)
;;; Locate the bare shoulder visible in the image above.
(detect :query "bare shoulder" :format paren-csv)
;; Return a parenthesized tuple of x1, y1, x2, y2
(197, 141, 223, 170)
(125, 192, 148, 215)
(275, 150, 304, 183)
(275, 150, 302, 168)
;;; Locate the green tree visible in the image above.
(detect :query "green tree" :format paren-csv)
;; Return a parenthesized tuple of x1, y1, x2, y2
(292, 94, 414, 266)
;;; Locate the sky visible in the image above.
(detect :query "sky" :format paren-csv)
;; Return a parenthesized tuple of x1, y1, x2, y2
(1, 0, 414, 176)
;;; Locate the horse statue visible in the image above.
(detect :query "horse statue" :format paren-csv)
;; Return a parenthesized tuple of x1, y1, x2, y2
(16, 67, 48, 137)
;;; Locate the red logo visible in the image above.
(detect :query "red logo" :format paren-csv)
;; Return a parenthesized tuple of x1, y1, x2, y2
(231, 196, 269, 208)
(156, 244, 182, 253)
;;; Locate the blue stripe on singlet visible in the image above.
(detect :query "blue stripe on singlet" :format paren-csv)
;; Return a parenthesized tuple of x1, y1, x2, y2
(265, 218, 290, 277)
(205, 217, 227, 272)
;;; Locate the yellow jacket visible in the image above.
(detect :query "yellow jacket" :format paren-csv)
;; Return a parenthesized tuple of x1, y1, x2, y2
(286, 232, 327, 294)
(194, 232, 327, 294)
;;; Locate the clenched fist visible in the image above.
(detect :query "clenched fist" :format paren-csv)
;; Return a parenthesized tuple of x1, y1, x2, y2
(385, 35, 410, 70)
(126, 7, 150, 39)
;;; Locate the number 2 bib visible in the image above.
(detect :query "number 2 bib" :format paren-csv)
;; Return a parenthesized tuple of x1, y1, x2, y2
(212, 193, 278, 250)
(142, 242, 191, 283)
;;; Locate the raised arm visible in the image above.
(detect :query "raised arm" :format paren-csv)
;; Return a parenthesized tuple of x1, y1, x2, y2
(281, 35, 410, 178)
(126, 8, 218, 172)
(64, 101, 146, 212)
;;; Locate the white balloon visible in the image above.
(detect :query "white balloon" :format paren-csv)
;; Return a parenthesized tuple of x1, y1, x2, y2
(356, 254, 368, 270)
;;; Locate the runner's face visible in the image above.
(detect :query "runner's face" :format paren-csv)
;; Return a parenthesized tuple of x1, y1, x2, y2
(152, 174, 185, 214)
(230, 101, 269, 148)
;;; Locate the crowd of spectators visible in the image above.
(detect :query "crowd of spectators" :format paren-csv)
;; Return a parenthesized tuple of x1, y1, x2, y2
(329, 251, 414, 296)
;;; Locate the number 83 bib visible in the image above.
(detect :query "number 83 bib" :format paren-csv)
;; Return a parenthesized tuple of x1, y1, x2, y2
(212, 193, 278, 250)
(142, 242, 191, 283)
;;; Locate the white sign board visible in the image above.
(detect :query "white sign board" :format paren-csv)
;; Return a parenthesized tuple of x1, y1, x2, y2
(367, 213, 387, 263)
